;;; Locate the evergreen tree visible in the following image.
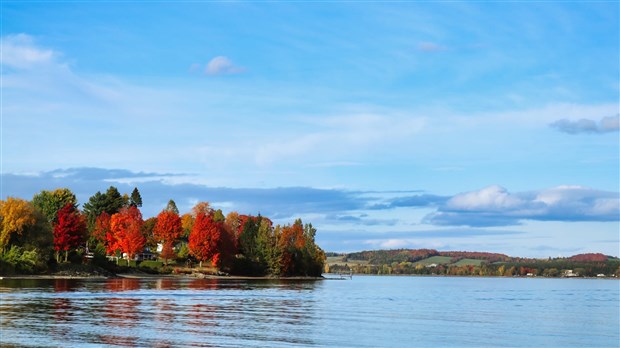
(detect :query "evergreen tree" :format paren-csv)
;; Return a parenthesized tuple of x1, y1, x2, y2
(105, 186, 126, 213)
(130, 187, 142, 207)
(165, 199, 179, 214)
(82, 186, 125, 232)
(82, 191, 108, 231)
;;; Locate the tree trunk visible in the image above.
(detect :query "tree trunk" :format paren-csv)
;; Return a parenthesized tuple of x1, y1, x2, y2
(64, 250, 69, 263)
(199, 260, 203, 268)
(55, 251, 61, 264)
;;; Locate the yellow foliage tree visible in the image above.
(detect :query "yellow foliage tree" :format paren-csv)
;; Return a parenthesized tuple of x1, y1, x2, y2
(0, 198, 37, 251)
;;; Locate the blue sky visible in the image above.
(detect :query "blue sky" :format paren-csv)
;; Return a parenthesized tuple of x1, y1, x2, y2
(1, 1, 618, 257)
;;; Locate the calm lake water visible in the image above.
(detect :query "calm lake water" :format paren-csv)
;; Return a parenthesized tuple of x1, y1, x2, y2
(0, 276, 618, 347)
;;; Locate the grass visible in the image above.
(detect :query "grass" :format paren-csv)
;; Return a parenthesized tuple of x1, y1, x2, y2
(327, 256, 369, 266)
(452, 259, 485, 266)
(413, 256, 453, 266)
(329, 255, 488, 268)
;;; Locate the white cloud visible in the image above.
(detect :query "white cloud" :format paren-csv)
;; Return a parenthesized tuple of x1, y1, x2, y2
(427, 185, 619, 226)
(447, 185, 524, 211)
(205, 56, 245, 75)
(1, 34, 56, 70)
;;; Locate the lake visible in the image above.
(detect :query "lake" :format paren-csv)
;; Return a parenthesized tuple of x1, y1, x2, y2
(1, 276, 618, 347)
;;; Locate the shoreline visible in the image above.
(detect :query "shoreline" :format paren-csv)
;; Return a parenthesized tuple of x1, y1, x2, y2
(2, 273, 616, 280)
(0, 274, 325, 281)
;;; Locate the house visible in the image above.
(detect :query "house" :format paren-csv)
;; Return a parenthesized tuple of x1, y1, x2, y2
(563, 269, 578, 277)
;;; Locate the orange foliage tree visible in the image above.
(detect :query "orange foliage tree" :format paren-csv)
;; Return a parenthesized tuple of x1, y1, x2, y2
(153, 210, 183, 265)
(278, 219, 306, 276)
(188, 212, 222, 268)
(91, 212, 111, 248)
(110, 206, 145, 261)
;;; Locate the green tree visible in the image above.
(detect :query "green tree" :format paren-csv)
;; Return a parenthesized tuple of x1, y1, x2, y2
(130, 187, 142, 207)
(239, 216, 259, 261)
(165, 199, 179, 214)
(82, 191, 108, 230)
(213, 209, 225, 223)
(83, 186, 126, 230)
(105, 186, 126, 213)
(32, 188, 77, 224)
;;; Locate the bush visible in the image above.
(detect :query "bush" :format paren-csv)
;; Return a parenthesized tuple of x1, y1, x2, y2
(0, 246, 48, 275)
(139, 260, 163, 270)
(117, 259, 138, 267)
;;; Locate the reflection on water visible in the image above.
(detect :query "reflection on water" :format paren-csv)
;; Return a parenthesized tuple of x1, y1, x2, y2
(1, 277, 618, 347)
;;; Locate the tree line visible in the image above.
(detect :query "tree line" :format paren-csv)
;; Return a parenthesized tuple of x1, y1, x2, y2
(329, 249, 620, 277)
(0, 186, 325, 277)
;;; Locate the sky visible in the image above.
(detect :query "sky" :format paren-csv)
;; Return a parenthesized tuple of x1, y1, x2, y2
(1, 1, 618, 257)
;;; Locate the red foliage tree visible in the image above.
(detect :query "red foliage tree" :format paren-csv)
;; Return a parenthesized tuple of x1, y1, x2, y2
(53, 203, 87, 263)
(159, 241, 176, 263)
(91, 212, 111, 247)
(153, 210, 183, 265)
(188, 212, 222, 267)
(568, 253, 608, 262)
(439, 251, 510, 263)
(110, 206, 145, 261)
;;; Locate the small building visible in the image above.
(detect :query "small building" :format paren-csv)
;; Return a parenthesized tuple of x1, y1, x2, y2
(563, 269, 578, 277)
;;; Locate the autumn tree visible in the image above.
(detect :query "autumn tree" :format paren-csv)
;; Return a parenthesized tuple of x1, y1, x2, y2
(181, 213, 194, 238)
(0, 198, 37, 251)
(153, 210, 183, 265)
(32, 188, 77, 224)
(278, 219, 306, 276)
(189, 212, 222, 268)
(224, 212, 241, 248)
(110, 206, 145, 261)
(91, 212, 111, 248)
(192, 202, 212, 216)
(142, 217, 158, 252)
(53, 203, 87, 263)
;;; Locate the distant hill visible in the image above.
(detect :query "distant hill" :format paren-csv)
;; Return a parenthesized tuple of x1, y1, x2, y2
(345, 248, 513, 264)
(327, 249, 620, 277)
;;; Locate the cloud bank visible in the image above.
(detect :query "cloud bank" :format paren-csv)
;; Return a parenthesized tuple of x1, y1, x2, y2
(550, 115, 619, 134)
(3, 168, 618, 229)
(425, 185, 619, 227)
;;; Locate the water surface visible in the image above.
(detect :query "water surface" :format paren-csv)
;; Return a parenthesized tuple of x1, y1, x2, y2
(1, 276, 618, 347)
